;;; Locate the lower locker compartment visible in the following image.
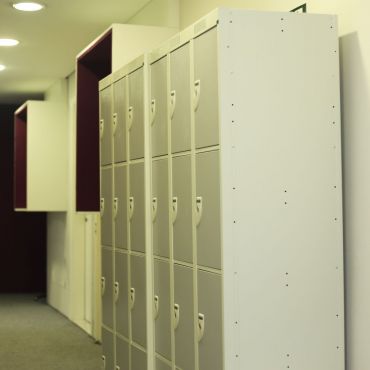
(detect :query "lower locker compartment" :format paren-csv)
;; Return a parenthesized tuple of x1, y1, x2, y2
(116, 335, 129, 370)
(102, 248, 113, 329)
(102, 327, 114, 370)
(131, 345, 147, 370)
(156, 357, 172, 370)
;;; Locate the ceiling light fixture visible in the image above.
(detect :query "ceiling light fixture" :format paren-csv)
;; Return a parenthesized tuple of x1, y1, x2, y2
(13, 2, 44, 12)
(0, 38, 19, 46)
(0, 65, 6, 71)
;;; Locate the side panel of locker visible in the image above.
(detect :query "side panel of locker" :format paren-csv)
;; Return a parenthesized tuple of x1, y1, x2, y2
(196, 150, 221, 270)
(197, 270, 223, 370)
(102, 328, 114, 370)
(114, 165, 128, 250)
(152, 159, 169, 258)
(193, 27, 219, 149)
(129, 162, 145, 253)
(174, 264, 195, 370)
(101, 167, 113, 246)
(113, 76, 127, 163)
(102, 248, 113, 329)
(116, 335, 129, 370)
(170, 43, 191, 153)
(131, 346, 147, 370)
(100, 85, 113, 165)
(151, 57, 168, 157)
(154, 259, 172, 361)
(115, 251, 129, 338)
(129, 67, 145, 160)
(130, 254, 147, 348)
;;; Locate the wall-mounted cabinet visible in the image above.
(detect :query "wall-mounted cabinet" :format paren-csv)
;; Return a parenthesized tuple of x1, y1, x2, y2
(14, 101, 68, 211)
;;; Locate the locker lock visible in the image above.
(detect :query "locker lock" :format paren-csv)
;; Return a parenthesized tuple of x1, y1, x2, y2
(113, 198, 119, 219)
(150, 99, 156, 125)
(130, 287, 136, 309)
(114, 282, 119, 303)
(129, 197, 135, 220)
(174, 303, 180, 330)
(154, 295, 159, 319)
(112, 113, 118, 135)
(170, 90, 176, 119)
(194, 80, 201, 111)
(128, 106, 134, 130)
(195, 196, 203, 226)
(100, 198, 105, 217)
(100, 119, 104, 139)
(172, 197, 178, 224)
(116, 366, 121, 370)
(101, 277, 106, 296)
(102, 355, 106, 369)
(198, 313, 205, 342)
(152, 197, 158, 222)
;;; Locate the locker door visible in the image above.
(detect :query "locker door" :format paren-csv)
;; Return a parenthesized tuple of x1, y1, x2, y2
(154, 259, 171, 360)
(174, 264, 195, 370)
(128, 67, 144, 160)
(114, 165, 128, 250)
(196, 151, 221, 270)
(115, 335, 129, 370)
(113, 77, 127, 163)
(131, 345, 147, 370)
(194, 27, 220, 149)
(156, 358, 172, 370)
(129, 162, 145, 253)
(152, 159, 169, 258)
(151, 57, 168, 157)
(170, 43, 191, 153)
(115, 252, 129, 338)
(101, 167, 113, 246)
(102, 248, 113, 329)
(102, 328, 114, 370)
(130, 254, 147, 348)
(197, 270, 223, 370)
(172, 155, 192, 263)
(100, 85, 113, 165)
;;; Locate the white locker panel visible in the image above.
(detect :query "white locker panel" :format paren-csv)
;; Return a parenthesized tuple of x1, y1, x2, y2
(196, 150, 221, 269)
(154, 259, 172, 361)
(156, 358, 171, 370)
(131, 346, 147, 370)
(102, 328, 114, 370)
(116, 335, 129, 370)
(194, 27, 220, 149)
(152, 159, 170, 258)
(101, 167, 113, 246)
(172, 155, 193, 263)
(170, 43, 191, 153)
(130, 162, 145, 253)
(102, 248, 113, 330)
(174, 264, 195, 370)
(151, 57, 168, 157)
(114, 165, 128, 250)
(129, 67, 145, 160)
(100, 85, 113, 165)
(130, 254, 147, 348)
(115, 252, 129, 338)
(113, 77, 127, 163)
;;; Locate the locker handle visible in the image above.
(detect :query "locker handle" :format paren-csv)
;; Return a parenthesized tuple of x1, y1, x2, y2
(130, 287, 136, 309)
(174, 303, 180, 329)
(198, 313, 205, 342)
(129, 197, 134, 220)
(154, 295, 159, 319)
(100, 119, 104, 139)
(102, 355, 106, 369)
(112, 113, 118, 136)
(195, 196, 203, 226)
(100, 198, 105, 217)
(172, 197, 178, 224)
(101, 277, 106, 296)
(150, 99, 156, 126)
(194, 80, 201, 112)
(128, 106, 134, 130)
(114, 281, 119, 303)
(170, 90, 176, 119)
(113, 197, 119, 219)
(152, 197, 158, 222)
(116, 367, 120, 370)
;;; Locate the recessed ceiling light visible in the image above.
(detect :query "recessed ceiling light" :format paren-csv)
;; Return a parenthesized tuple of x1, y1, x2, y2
(0, 65, 6, 71)
(13, 2, 44, 12)
(0, 38, 19, 46)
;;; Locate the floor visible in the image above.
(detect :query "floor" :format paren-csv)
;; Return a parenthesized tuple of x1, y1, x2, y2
(0, 294, 101, 370)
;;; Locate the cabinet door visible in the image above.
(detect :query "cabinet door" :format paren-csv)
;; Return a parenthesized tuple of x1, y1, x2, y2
(154, 259, 172, 360)
(130, 254, 147, 348)
(170, 43, 191, 153)
(152, 159, 169, 258)
(174, 264, 195, 370)
(101, 167, 113, 246)
(151, 57, 168, 157)
(100, 85, 113, 165)
(131, 345, 147, 370)
(194, 27, 219, 149)
(102, 248, 113, 329)
(129, 67, 144, 160)
(113, 77, 127, 163)
(197, 270, 223, 370)
(156, 358, 172, 370)
(172, 155, 193, 263)
(196, 151, 221, 270)
(114, 165, 128, 250)
(129, 162, 145, 253)
(102, 328, 114, 370)
(115, 252, 129, 338)
(115, 335, 129, 370)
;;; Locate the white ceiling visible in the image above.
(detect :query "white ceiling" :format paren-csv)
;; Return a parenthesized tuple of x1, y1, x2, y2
(0, 0, 151, 103)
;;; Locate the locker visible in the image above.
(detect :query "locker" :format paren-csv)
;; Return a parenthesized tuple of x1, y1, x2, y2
(115, 335, 129, 370)
(102, 248, 113, 329)
(197, 270, 223, 370)
(154, 259, 171, 360)
(129, 67, 145, 160)
(113, 77, 127, 163)
(100, 85, 113, 165)
(129, 162, 145, 253)
(101, 167, 113, 246)
(172, 155, 193, 263)
(152, 159, 170, 258)
(131, 346, 147, 370)
(170, 43, 191, 153)
(102, 328, 114, 370)
(151, 57, 168, 157)
(114, 165, 128, 250)
(196, 151, 221, 270)
(156, 358, 172, 370)
(130, 254, 147, 348)
(115, 252, 129, 338)
(194, 27, 219, 149)
(174, 264, 195, 370)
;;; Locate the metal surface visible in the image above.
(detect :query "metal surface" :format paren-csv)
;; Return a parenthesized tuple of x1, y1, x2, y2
(114, 165, 128, 250)
(115, 252, 129, 338)
(113, 77, 127, 163)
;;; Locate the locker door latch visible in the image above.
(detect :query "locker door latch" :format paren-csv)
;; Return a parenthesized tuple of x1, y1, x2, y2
(130, 287, 136, 309)
(101, 277, 106, 296)
(152, 197, 158, 222)
(194, 80, 201, 112)
(154, 295, 159, 319)
(114, 282, 119, 303)
(128, 106, 134, 130)
(174, 303, 180, 329)
(113, 197, 119, 219)
(150, 99, 156, 126)
(116, 366, 121, 370)
(112, 113, 118, 136)
(129, 197, 135, 220)
(100, 198, 105, 217)
(172, 197, 178, 224)
(170, 90, 176, 119)
(198, 313, 205, 342)
(100, 119, 105, 139)
(102, 355, 106, 369)
(195, 196, 203, 226)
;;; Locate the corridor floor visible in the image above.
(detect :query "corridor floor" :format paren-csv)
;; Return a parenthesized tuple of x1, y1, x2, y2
(0, 295, 101, 370)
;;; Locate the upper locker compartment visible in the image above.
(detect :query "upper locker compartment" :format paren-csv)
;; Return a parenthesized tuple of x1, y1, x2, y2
(113, 76, 127, 163)
(99, 85, 113, 166)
